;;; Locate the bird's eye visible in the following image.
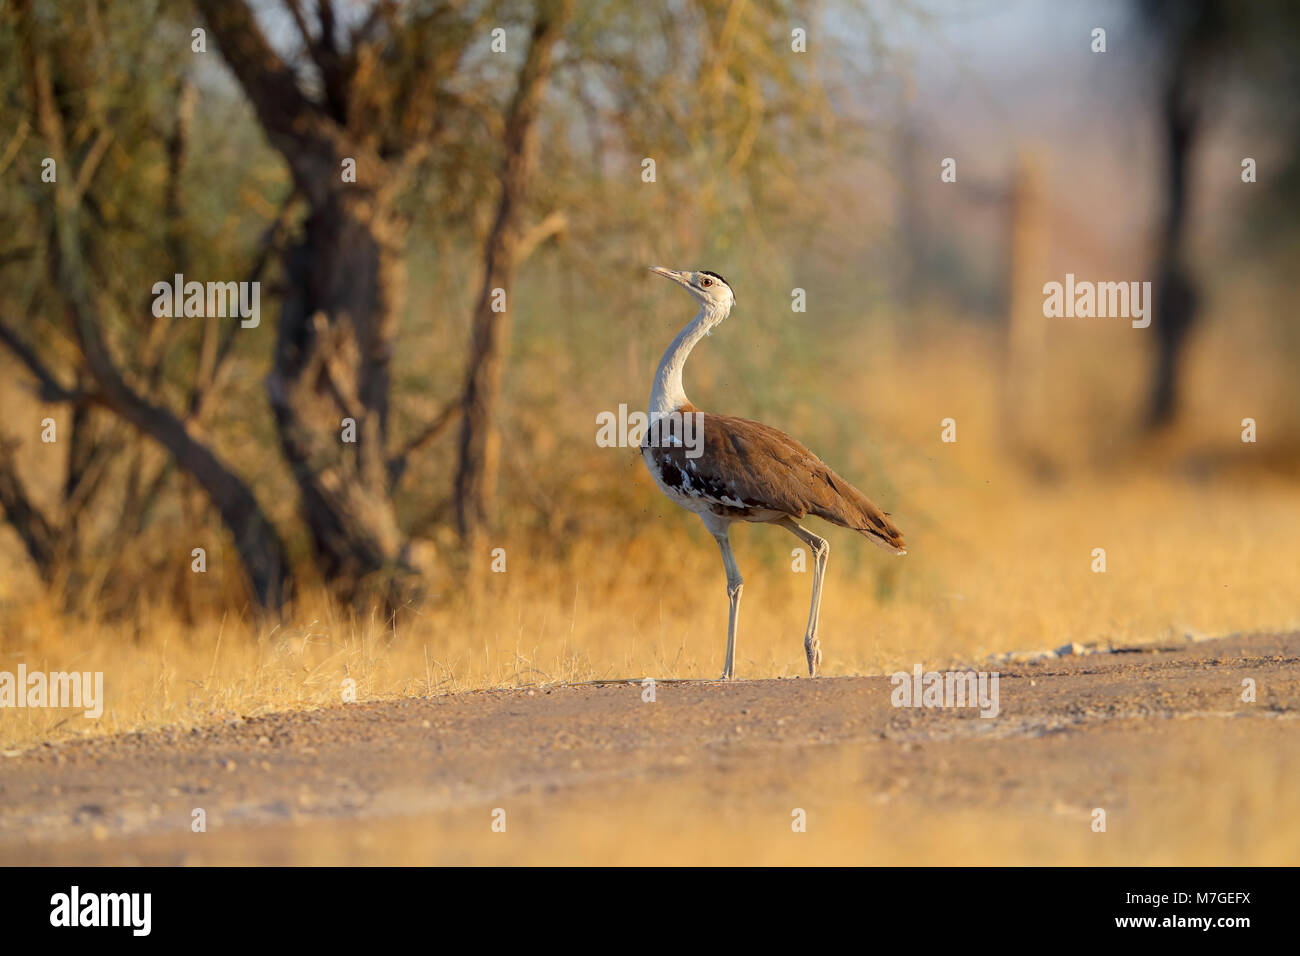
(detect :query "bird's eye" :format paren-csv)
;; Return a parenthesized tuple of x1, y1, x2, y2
(701, 277, 712, 287)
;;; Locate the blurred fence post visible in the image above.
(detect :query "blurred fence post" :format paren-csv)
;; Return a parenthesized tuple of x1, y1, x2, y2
(1003, 150, 1048, 464)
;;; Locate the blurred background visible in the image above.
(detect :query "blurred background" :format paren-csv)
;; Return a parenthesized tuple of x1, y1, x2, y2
(1, 0, 1299, 745)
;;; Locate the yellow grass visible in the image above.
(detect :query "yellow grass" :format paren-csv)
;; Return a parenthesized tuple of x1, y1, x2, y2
(4, 304, 1298, 866)
(3, 315, 1299, 749)
(4, 474, 1297, 749)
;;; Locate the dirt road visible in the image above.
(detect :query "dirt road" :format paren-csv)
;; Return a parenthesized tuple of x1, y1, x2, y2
(2, 633, 1297, 864)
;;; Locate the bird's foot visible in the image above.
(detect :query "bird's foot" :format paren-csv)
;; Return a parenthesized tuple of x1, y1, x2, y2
(805, 635, 822, 677)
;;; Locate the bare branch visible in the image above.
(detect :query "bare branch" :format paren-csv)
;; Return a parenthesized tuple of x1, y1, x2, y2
(193, 0, 336, 193)
(21, 19, 293, 610)
(0, 440, 60, 581)
(388, 399, 460, 488)
(0, 119, 30, 177)
(72, 126, 114, 200)
(516, 210, 568, 263)
(0, 317, 97, 405)
(282, 0, 315, 51)
(455, 0, 572, 542)
(167, 189, 300, 422)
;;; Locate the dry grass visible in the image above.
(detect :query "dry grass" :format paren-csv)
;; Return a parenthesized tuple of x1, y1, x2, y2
(3, 305, 1299, 867)
(4, 464, 1299, 749)
(2, 313, 1299, 750)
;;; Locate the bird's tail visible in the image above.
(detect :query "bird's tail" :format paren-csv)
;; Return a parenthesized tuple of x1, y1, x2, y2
(814, 471, 907, 555)
(861, 524, 907, 556)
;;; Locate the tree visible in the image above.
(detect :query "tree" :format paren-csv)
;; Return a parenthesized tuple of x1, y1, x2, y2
(1139, 0, 1220, 430)
(454, 0, 571, 548)
(2, 0, 293, 611)
(452, 0, 842, 542)
(1136, 0, 1300, 429)
(1, 0, 850, 614)
(194, 0, 487, 608)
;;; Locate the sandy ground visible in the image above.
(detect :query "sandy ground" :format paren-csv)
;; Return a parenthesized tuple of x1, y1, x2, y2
(1, 632, 1297, 865)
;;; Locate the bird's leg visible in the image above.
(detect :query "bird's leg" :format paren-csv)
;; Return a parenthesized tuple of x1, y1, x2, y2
(780, 518, 829, 676)
(713, 531, 744, 680)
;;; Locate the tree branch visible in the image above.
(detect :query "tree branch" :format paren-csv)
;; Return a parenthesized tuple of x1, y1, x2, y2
(194, 0, 336, 195)
(387, 398, 460, 488)
(516, 209, 567, 263)
(0, 440, 60, 581)
(0, 317, 98, 405)
(21, 21, 293, 610)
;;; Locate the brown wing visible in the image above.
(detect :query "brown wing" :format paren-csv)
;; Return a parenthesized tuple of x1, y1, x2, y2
(644, 403, 905, 551)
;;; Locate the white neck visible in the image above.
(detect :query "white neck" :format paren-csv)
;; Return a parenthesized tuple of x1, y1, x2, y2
(648, 302, 728, 419)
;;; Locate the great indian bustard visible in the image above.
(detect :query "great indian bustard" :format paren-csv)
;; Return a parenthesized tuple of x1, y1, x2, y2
(641, 266, 905, 680)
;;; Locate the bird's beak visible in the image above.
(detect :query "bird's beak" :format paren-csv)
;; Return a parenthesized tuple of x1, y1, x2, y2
(649, 266, 692, 289)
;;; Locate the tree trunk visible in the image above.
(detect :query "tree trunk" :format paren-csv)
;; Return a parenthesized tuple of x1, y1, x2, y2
(1146, 37, 1201, 430)
(19, 15, 294, 612)
(455, 0, 570, 547)
(198, 0, 420, 608)
(268, 188, 418, 608)
(0, 442, 59, 582)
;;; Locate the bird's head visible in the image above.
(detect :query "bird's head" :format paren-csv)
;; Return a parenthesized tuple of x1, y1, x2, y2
(650, 266, 735, 315)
